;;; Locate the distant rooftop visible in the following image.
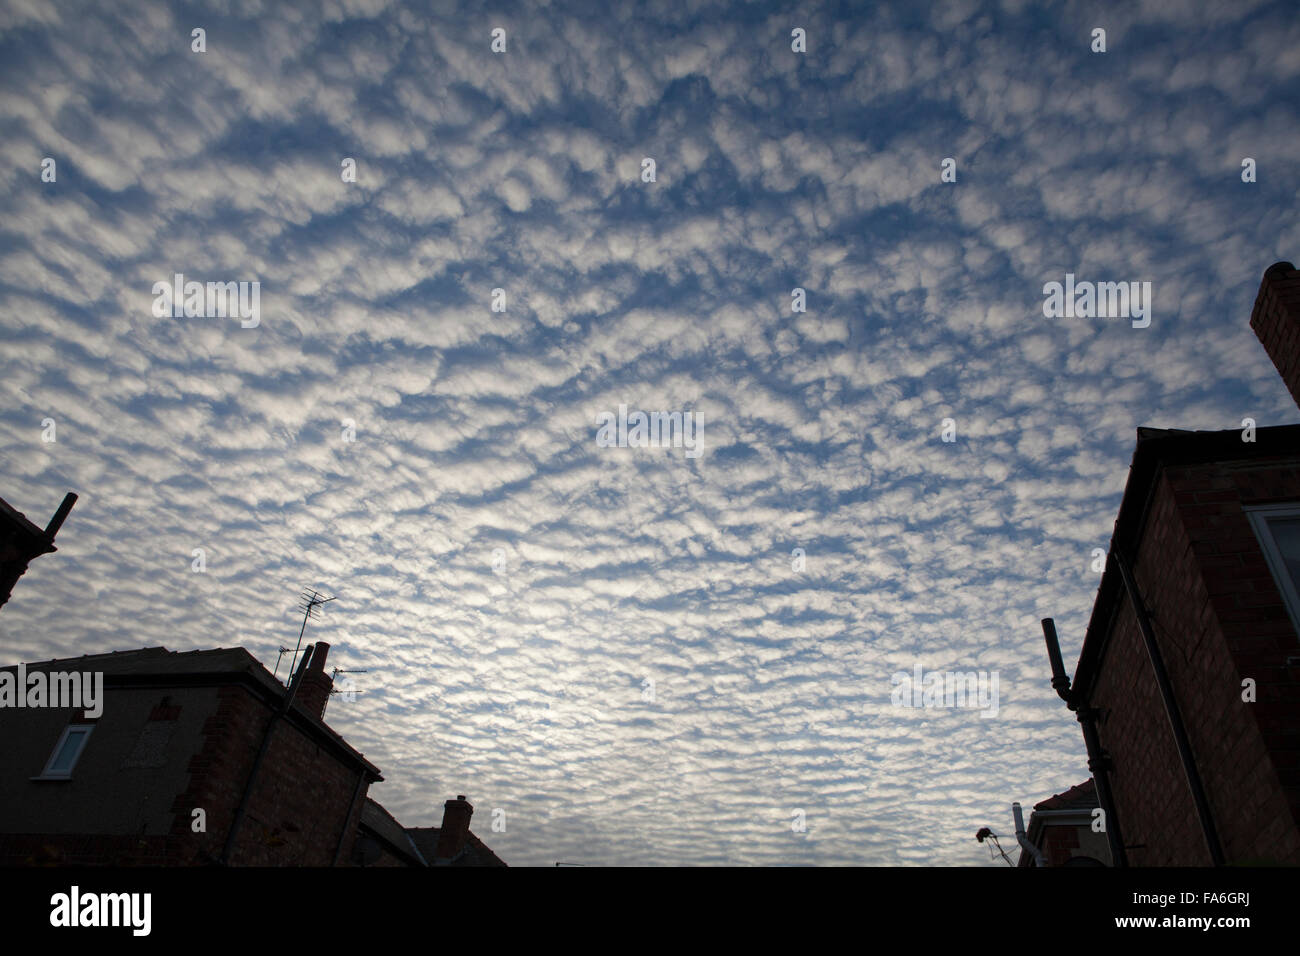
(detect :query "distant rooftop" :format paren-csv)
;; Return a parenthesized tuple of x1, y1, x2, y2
(405, 825, 507, 867)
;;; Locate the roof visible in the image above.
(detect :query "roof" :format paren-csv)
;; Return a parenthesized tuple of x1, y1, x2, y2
(405, 826, 507, 867)
(1071, 423, 1300, 701)
(1033, 778, 1098, 813)
(1, 645, 382, 780)
(1022, 779, 1103, 865)
(359, 798, 428, 866)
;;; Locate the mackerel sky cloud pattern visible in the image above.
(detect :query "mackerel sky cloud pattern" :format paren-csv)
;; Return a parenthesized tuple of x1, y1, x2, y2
(1, 0, 1298, 865)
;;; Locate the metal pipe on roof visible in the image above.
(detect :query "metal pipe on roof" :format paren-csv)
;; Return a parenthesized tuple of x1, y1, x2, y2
(1112, 550, 1226, 867)
(1012, 802, 1045, 867)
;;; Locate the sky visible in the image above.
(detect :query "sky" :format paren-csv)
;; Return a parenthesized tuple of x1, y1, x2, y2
(1, 0, 1298, 867)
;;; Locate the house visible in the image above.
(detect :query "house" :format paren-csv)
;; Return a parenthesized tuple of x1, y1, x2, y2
(0, 641, 380, 865)
(1037, 261, 1300, 866)
(1015, 779, 1111, 867)
(353, 795, 506, 867)
(405, 795, 508, 867)
(0, 639, 506, 867)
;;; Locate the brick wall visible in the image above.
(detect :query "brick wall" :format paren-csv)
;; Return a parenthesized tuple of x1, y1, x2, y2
(1092, 459, 1300, 865)
(1040, 824, 1081, 866)
(175, 684, 369, 866)
(1169, 458, 1300, 860)
(1091, 510, 1205, 865)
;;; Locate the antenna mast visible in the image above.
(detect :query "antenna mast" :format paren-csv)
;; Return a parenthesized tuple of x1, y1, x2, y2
(281, 587, 336, 684)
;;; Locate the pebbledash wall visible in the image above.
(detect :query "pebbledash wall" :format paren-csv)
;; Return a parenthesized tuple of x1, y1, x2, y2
(0, 643, 380, 865)
(1070, 262, 1300, 865)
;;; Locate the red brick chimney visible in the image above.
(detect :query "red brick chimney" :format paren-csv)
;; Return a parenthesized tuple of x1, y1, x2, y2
(295, 641, 334, 721)
(434, 795, 474, 862)
(1250, 260, 1300, 409)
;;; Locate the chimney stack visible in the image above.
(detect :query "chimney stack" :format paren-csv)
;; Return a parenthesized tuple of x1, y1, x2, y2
(434, 795, 474, 862)
(295, 641, 334, 720)
(1250, 260, 1300, 409)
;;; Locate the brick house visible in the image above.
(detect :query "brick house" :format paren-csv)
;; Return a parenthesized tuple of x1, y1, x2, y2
(0, 641, 505, 866)
(1015, 780, 1112, 867)
(1037, 261, 1300, 866)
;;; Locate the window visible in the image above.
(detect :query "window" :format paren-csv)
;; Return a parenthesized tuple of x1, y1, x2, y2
(34, 724, 94, 780)
(1244, 503, 1300, 640)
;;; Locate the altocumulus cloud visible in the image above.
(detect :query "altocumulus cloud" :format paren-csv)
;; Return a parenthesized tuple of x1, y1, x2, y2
(1, 0, 1298, 865)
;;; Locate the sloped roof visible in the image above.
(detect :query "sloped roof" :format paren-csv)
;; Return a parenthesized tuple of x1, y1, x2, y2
(360, 798, 428, 866)
(1033, 778, 1098, 812)
(405, 826, 507, 867)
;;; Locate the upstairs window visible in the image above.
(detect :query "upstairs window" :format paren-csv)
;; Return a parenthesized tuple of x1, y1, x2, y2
(1244, 503, 1300, 640)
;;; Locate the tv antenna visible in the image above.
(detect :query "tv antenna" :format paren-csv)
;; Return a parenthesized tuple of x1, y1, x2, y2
(278, 588, 336, 684)
(331, 666, 371, 700)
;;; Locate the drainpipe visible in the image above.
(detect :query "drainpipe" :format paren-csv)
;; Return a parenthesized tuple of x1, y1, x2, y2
(1112, 551, 1225, 866)
(1012, 802, 1045, 867)
(333, 769, 368, 867)
(1042, 618, 1129, 867)
(220, 644, 316, 865)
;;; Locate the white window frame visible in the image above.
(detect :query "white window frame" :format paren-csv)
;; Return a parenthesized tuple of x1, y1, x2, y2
(1243, 503, 1300, 643)
(33, 723, 95, 780)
